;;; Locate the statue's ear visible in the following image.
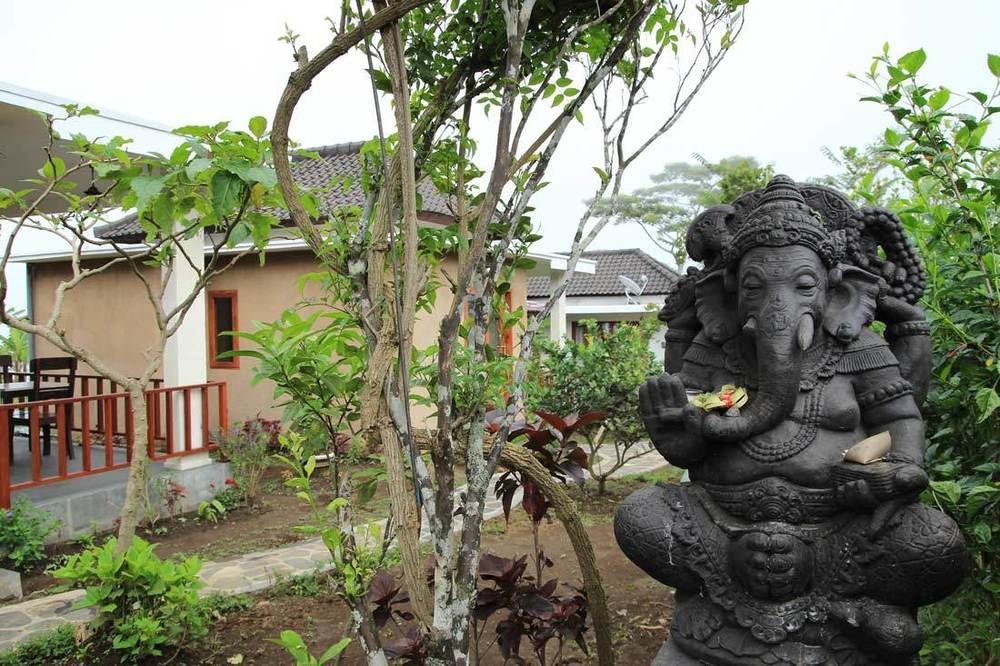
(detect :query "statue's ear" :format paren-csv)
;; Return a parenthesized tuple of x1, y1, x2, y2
(823, 265, 884, 343)
(696, 270, 740, 343)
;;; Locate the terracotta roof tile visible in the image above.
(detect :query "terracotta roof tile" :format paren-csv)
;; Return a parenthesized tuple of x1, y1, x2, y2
(96, 141, 454, 242)
(526, 249, 678, 298)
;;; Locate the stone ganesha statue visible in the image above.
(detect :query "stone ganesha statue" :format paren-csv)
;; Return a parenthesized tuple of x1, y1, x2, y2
(615, 176, 969, 664)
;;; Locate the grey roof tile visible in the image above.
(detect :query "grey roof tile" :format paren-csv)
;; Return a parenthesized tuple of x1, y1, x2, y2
(96, 141, 455, 242)
(526, 249, 678, 298)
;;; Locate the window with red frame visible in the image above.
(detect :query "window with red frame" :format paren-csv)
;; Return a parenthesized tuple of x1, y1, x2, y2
(208, 290, 239, 369)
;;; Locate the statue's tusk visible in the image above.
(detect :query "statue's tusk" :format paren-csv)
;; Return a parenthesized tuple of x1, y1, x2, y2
(797, 313, 815, 351)
(743, 315, 757, 336)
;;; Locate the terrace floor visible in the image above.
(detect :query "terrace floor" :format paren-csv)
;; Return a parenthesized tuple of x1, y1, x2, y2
(7, 430, 128, 486)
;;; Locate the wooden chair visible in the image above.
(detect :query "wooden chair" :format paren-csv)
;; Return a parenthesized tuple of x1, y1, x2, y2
(10, 357, 78, 459)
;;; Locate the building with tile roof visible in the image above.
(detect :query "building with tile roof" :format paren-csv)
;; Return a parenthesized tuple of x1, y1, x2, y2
(94, 142, 456, 244)
(526, 249, 678, 356)
(14, 140, 595, 426)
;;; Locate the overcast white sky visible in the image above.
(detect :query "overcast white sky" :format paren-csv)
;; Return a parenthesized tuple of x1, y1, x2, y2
(2, 0, 998, 294)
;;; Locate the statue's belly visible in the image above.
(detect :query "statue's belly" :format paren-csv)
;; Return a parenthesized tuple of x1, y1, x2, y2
(693, 425, 865, 487)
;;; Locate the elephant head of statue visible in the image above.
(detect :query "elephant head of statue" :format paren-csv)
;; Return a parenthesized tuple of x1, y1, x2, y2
(699, 176, 896, 442)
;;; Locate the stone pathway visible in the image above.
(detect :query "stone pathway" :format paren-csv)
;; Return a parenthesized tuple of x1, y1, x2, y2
(0, 448, 667, 652)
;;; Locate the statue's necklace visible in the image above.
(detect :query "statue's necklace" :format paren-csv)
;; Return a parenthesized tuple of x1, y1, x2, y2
(730, 340, 843, 463)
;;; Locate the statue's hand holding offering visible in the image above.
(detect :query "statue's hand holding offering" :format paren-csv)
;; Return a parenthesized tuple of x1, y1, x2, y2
(639, 373, 706, 465)
(835, 459, 928, 536)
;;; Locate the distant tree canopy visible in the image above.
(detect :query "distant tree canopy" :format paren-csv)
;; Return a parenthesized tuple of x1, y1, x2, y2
(593, 155, 772, 267)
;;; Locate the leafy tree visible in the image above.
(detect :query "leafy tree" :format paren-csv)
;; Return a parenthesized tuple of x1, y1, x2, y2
(525, 318, 660, 494)
(815, 144, 902, 205)
(595, 155, 773, 266)
(269, 1, 747, 661)
(229, 274, 367, 492)
(0, 110, 283, 549)
(852, 46, 999, 664)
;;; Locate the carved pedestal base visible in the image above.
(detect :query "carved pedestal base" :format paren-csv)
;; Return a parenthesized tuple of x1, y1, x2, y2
(652, 639, 706, 665)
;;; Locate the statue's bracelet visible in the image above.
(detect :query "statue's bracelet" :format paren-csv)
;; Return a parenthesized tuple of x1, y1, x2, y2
(885, 320, 930, 339)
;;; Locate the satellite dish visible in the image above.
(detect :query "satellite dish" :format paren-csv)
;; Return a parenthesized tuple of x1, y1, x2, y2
(618, 274, 648, 305)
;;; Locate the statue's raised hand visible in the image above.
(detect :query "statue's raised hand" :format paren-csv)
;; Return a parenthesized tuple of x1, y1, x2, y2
(639, 373, 706, 466)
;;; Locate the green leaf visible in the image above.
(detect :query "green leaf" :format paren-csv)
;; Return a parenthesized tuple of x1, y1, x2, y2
(318, 638, 352, 665)
(185, 158, 212, 180)
(897, 48, 926, 75)
(988, 53, 1000, 77)
(974, 387, 1000, 422)
(39, 156, 66, 180)
(131, 175, 166, 210)
(592, 166, 610, 184)
(211, 170, 244, 217)
(883, 128, 902, 147)
(927, 87, 950, 111)
(973, 522, 991, 544)
(929, 480, 962, 505)
(248, 116, 267, 138)
(244, 166, 277, 189)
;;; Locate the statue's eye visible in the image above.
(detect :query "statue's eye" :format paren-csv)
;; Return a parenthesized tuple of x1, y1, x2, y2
(796, 276, 818, 293)
(741, 279, 762, 293)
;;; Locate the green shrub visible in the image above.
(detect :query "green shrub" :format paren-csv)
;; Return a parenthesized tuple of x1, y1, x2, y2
(274, 571, 327, 597)
(213, 483, 246, 511)
(200, 592, 253, 619)
(270, 630, 350, 666)
(850, 46, 1000, 661)
(0, 498, 59, 569)
(52, 536, 208, 663)
(215, 418, 278, 504)
(525, 317, 660, 492)
(0, 623, 75, 666)
(196, 498, 227, 523)
(919, 580, 999, 665)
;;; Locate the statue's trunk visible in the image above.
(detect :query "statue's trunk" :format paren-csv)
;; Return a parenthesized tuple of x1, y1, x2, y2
(702, 313, 813, 442)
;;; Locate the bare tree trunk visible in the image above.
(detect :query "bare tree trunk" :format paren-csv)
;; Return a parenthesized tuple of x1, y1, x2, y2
(115, 383, 151, 552)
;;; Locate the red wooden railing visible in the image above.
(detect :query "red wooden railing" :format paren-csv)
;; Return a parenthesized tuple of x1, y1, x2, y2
(0, 381, 227, 507)
(6, 372, 165, 434)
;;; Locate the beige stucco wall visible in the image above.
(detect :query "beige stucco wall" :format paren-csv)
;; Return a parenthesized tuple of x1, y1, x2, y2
(30, 260, 162, 379)
(28, 251, 528, 428)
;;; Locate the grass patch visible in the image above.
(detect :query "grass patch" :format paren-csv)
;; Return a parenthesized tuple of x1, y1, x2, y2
(271, 570, 329, 598)
(201, 592, 254, 619)
(621, 465, 683, 485)
(482, 519, 508, 536)
(0, 623, 75, 666)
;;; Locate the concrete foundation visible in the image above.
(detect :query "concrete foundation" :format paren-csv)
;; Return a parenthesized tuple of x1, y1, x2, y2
(12, 459, 231, 543)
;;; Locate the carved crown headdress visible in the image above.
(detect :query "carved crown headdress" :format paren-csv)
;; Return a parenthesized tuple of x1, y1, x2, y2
(724, 175, 846, 268)
(676, 174, 926, 305)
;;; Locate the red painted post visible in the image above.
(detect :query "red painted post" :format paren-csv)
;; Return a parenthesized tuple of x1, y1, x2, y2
(0, 407, 10, 508)
(153, 389, 162, 440)
(56, 405, 68, 479)
(110, 382, 119, 438)
(165, 391, 174, 455)
(103, 398, 114, 469)
(96, 378, 105, 431)
(81, 396, 92, 472)
(183, 388, 192, 452)
(30, 407, 41, 482)
(125, 394, 134, 463)
(199, 386, 209, 448)
(146, 390, 156, 460)
(218, 383, 229, 432)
